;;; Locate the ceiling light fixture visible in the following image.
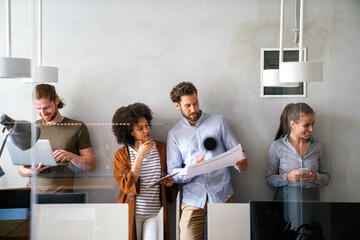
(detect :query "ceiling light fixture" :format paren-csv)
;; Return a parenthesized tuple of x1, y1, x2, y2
(24, 0, 58, 83)
(279, 0, 322, 83)
(0, 0, 31, 79)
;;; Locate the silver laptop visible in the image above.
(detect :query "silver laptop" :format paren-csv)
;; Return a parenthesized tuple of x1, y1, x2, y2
(6, 139, 57, 166)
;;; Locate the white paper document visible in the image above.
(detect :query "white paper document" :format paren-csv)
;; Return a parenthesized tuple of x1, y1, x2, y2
(185, 144, 244, 179)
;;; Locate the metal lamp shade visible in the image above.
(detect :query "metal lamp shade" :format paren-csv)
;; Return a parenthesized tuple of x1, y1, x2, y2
(279, 61, 323, 83)
(23, 66, 58, 83)
(0, 57, 31, 78)
(9, 122, 41, 150)
(263, 69, 299, 87)
(1, 114, 41, 151)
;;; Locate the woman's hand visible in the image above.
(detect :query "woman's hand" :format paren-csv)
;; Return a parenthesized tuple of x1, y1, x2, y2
(287, 169, 301, 183)
(137, 140, 154, 158)
(131, 140, 154, 183)
(299, 169, 317, 182)
(287, 169, 317, 183)
(160, 176, 175, 187)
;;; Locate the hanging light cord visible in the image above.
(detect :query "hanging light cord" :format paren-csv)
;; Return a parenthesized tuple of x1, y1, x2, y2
(6, 0, 11, 57)
(293, 0, 300, 45)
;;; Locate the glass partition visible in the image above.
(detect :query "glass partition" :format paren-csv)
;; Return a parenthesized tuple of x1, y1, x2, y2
(0, 0, 359, 240)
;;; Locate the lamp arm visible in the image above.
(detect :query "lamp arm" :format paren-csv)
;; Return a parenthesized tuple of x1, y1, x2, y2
(0, 129, 13, 158)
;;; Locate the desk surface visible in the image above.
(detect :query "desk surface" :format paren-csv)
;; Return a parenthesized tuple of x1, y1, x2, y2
(208, 203, 250, 240)
(35, 204, 128, 240)
(0, 177, 116, 190)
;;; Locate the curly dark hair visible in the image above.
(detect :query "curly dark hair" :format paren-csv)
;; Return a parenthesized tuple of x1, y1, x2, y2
(112, 103, 153, 146)
(170, 81, 197, 103)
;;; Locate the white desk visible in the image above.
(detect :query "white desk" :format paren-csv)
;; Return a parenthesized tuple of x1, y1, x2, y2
(34, 203, 128, 240)
(208, 203, 250, 240)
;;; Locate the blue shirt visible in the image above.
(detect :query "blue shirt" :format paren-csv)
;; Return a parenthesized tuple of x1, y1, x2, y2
(266, 135, 330, 188)
(166, 112, 245, 208)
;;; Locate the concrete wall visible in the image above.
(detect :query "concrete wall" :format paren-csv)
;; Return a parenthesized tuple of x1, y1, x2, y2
(0, 0, 359, 211)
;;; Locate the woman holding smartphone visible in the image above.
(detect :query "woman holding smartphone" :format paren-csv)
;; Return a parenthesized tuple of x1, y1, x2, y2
(265, 103, 330, 201)
(112, 103, 176, 240)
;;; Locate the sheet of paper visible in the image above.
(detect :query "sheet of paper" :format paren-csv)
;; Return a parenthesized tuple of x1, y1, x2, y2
(185, 144, 243, 179)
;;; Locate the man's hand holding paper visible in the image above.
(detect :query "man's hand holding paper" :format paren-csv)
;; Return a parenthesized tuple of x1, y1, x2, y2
(185, 144, 246, 179)
(194, 155, 205, 164)
(236, 158, 248, 171)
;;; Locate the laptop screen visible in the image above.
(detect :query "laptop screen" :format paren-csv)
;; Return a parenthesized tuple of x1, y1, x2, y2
(6, 139, 57, 166)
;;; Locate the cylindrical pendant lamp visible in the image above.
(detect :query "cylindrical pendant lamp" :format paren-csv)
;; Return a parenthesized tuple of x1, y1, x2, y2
(0, 0, 31, 79)
(23, 66, 58, 83)
(279, 61, 322, 83)
(0, 57, 31, 78)
(24, 0, 58, 83)
(279, 0, 322, 83)
(263, 69, 299, 87)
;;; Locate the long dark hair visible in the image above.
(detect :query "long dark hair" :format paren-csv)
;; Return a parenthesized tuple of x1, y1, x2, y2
(275, 103, 315, 140)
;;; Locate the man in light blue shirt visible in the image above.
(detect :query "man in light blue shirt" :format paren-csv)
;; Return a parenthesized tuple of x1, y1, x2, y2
(167, 82, 248, 240)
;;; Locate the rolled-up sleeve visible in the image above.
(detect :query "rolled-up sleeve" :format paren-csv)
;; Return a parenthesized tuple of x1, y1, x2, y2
(221, 117, 239, 151)
(266, 143, 289, 187)
(313, 142, 331, 186)
(220, 117, 247, 171)
(166, 131, 192, 183)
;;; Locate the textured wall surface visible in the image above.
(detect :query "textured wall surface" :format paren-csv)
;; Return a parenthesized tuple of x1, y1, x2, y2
(0, 0, 359, 205)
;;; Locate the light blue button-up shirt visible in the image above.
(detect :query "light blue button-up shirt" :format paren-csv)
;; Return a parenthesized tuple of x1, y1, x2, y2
(167, 112, 245, 208)
(266, 135, 330, 188)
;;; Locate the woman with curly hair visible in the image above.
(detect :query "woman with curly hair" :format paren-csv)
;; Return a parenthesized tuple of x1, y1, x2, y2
(112, 103, 176, 240)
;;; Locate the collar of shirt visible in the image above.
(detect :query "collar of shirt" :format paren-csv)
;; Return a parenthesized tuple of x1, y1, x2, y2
(282, 134, 315, 145)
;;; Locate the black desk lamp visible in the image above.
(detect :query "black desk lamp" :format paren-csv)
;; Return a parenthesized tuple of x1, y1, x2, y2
(0, 114, 41, 176)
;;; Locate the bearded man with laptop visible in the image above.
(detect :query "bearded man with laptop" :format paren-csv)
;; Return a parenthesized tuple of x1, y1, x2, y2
(18, 84, 96, 192)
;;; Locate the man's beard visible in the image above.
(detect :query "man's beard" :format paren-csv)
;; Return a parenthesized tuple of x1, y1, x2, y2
(41, 107, 58, 122)
(181, 109, 201, 123)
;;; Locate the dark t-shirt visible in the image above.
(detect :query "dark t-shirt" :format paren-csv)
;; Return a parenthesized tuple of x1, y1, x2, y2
(37, 117, 92, 155)
(33, 117, 92, 192)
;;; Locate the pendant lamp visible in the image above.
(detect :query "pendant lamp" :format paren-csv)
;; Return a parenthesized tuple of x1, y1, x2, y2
(0, 0, 31, 79)
(262, 0, 299, 87)
(24, 0, 58, 83)
(263, 69, 299, 87)
(279, 0, 322, 83)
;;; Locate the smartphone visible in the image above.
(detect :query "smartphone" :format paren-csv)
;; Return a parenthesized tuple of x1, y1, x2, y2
(299, 168, 309, 173)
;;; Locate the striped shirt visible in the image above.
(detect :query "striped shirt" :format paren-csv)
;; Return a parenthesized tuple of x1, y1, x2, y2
(129, 144, 162, 215)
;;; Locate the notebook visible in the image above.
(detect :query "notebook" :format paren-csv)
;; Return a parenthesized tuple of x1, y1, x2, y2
(6, 139, 57, 166)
